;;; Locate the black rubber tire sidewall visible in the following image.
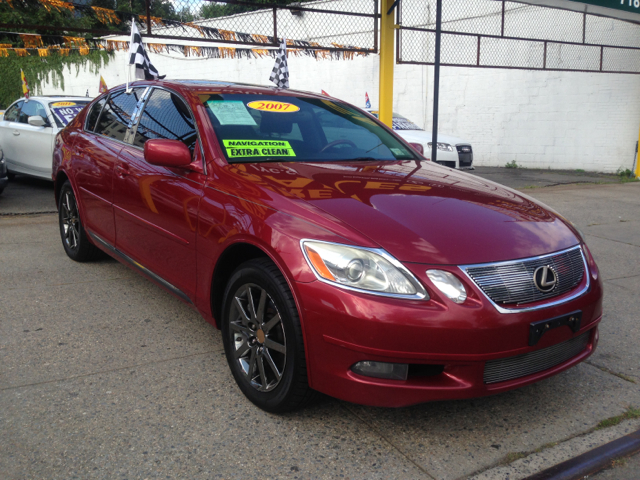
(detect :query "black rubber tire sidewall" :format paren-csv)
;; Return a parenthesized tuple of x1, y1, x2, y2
(58, 181, 101, 262)
(221, 259, 309, 413)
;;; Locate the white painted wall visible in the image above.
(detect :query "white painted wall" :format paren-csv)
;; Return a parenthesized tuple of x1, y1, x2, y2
(38, 0, 640, 173)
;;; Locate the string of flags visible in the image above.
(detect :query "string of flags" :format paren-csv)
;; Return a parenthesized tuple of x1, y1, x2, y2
(2, 0, 370, 56)
(0, 32, 369, 61)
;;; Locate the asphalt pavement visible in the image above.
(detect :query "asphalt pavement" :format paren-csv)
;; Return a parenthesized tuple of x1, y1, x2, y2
(1, 169, 639, 480)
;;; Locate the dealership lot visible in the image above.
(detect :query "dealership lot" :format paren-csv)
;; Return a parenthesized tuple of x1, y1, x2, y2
(1, 173, 639, 479)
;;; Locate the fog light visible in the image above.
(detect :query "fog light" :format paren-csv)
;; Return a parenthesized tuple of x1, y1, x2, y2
(351, 361, 408, 380)
(427, 269, 467, 304)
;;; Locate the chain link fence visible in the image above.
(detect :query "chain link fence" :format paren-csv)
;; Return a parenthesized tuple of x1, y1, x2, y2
(141, 0, 378, 52)
(398, 0, 640, 74)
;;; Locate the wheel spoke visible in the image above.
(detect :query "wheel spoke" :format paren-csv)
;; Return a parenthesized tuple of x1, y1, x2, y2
(229, 322, 252, 338)
(263, 313, 281, 333)
(263, 350, 282, 381)
(234, 341, 251, 360)
(247, 286, 258, 322)
(246, 348, 257, 380)
(69, 224, 78, 249)
(256, 289, 267, 323)
(264, 337, 286, 354)
(234, 295, 251, 325)
(257, 355, 268, 389)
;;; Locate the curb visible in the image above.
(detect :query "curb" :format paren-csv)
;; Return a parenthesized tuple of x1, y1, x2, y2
(524, 428, 640, 480)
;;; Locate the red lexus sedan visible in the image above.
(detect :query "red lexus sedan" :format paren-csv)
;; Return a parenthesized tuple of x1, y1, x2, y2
(53, 80, 602, 412)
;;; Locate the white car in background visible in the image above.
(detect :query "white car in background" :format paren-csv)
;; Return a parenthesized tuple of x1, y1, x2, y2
(367, 110, 474, 170)
(0, 96, 91, 180)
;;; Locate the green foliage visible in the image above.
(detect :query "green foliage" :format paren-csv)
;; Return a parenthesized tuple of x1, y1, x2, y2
(200, 0, 307, 19)
(505, 160, 519, 169)
(0, 50, 114, 109)
(616, 167, 633, 177)
(0, 1, 95, 35)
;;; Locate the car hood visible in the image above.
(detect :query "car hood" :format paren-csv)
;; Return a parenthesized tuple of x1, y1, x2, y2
(395, 130, 468, 146)
(235, 160, 579, 265)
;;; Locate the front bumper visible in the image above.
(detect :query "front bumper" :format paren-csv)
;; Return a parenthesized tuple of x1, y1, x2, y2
(297, 263, 603, 407)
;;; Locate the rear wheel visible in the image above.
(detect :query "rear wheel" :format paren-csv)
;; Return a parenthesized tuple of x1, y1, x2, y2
(58, 180, 103, 262)
(221, 258, 315, 413)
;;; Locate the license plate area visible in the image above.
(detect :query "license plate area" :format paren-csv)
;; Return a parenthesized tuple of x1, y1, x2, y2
(529, 310, 582, 346)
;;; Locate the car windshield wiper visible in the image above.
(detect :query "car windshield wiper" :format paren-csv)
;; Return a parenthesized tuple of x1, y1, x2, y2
(340, 157, 391, 162)
(230, 158, 294, 164)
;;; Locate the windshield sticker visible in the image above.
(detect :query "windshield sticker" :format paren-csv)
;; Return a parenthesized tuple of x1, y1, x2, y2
(51, 105, 85, 126)
(247, 101, 300, 113)
(50, 101, 77, 107)
(206, 100, 257, 126)
(390, 147, 408, 157)
(223, 139, 296, 158)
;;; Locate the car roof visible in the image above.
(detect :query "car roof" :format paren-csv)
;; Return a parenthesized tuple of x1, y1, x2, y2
(124, 79, 331, 101)
(8, 96, 92, 106)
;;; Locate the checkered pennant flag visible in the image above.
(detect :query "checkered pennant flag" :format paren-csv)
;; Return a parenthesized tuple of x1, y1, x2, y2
(128, 19, 164, 80)
(269, 39, 289, 88)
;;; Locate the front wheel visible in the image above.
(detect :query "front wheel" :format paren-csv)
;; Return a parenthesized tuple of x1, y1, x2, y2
(58, 180, 103, 262)
(221, 258, 316, 413)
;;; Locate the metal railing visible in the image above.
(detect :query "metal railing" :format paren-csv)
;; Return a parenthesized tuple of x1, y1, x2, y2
(397, 0, 640, 74)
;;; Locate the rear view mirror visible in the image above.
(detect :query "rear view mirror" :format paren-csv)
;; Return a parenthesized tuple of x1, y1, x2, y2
(28, 115, 47, 127)
(144, 139, 192, 168)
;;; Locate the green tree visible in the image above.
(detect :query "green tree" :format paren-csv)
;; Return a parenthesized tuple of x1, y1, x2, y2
(199, 0, 307, 19)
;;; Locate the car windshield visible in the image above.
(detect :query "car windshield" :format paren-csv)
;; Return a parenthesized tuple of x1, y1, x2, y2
(200, 94, 417, 163)
(49, 101, 90, 127)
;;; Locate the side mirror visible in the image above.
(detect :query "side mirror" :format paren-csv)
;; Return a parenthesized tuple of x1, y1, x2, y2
(409, 142, 425, 156)
(144, 139, 192, 168)
(28, 115, 47, 127)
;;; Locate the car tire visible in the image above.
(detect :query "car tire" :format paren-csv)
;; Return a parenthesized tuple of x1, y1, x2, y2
(7, 172, 15, 181)
(58, 180, 103, 262)
(221, 258, 316, 413)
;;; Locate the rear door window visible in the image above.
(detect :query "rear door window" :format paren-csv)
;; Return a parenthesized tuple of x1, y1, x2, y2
(94, 89, 144, 142)
(85, 98, 106, 132)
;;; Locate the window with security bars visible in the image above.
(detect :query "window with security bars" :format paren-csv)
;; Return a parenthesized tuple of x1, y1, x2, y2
(397, 0, 640, 74)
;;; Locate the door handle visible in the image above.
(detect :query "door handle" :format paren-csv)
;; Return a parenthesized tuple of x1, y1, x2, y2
(12, 131, 19, 136)
(115, 164, 130, 177)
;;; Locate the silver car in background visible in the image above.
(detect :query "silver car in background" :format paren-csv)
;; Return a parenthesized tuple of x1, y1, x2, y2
(0, 96, 91, 180)
(367, 110, 474, 170)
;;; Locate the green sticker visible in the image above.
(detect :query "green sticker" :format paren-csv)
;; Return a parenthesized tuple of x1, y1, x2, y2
(223, 139, 296, 158)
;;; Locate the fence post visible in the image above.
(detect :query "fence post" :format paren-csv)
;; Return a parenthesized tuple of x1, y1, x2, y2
(145, 0, 151, 35)
(378, 0, 395, 127)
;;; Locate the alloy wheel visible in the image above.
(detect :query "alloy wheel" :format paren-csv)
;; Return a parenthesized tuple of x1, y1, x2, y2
(61, 190, 80, 250)
(229, 283, 287, 392)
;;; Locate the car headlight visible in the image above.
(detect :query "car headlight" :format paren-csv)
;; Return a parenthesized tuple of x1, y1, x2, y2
(426, 270, 467, 303)
(427, 142, 454, 152)
(301, 240, 428, 299)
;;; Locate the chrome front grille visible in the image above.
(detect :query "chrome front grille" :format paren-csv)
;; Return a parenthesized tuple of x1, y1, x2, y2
(463, 246, 585, 308)
(484, 332, 590, 384)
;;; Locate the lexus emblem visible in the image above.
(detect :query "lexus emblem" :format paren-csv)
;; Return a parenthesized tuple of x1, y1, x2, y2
(533, 266, 557, 293)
